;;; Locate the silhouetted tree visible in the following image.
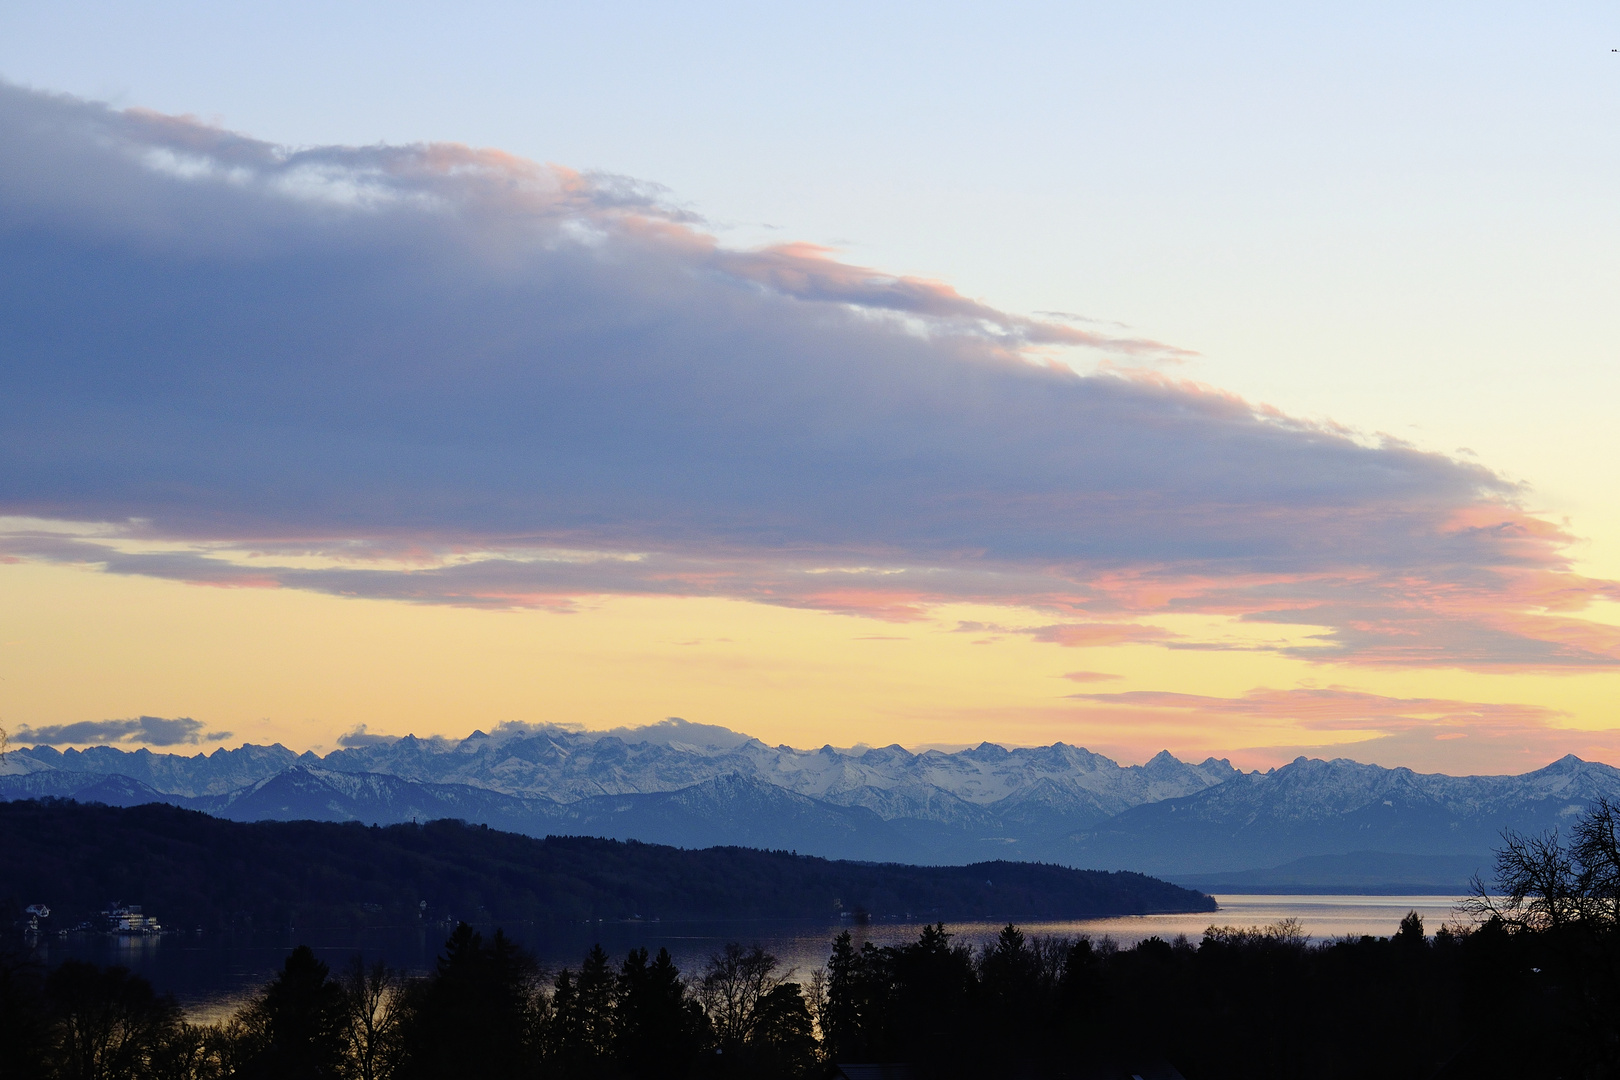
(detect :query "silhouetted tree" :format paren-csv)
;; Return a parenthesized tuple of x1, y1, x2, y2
(338, 957, 404, 1080)
(546, 968, 581, 1067)
(821, 931, 882, 1062)
(802, 968, 829, 1055)
(399, 924, 538, 1080)
(1470, 829, 1583, 932)
(883, 923, 976, 1073)
(1, 944, 50, 1080)
(237, 945, 346, 1079)
(37, 889, 1616, 1080)
(697, 943, 778, 1047)
(143, 1022, 229, 1080)
(1463, 800, 1620, 1076)
(690, 942, 825, 1079)
(547, 944, 615, 1072)
(613, 947, 706, 1078)
(44, 961, 182, 1080)
(741, 983, 818, 1077)
(574, 945, 615, 1059)
(977, 923, 1047, 1065)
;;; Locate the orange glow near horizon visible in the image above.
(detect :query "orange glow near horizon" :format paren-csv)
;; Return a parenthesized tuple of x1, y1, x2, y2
(4, 557, 1618, 776)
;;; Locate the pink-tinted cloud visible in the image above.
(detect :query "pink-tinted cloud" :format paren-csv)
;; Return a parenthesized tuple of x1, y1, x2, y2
(1060, 671, 1123, 683)
(1030, 623, 1178, 647)
(710, 242, 1189, 358)
(1069, 686, 1566, 732)
(0, 83, 1615, 670)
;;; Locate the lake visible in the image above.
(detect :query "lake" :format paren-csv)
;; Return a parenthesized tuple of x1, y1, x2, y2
(21, 894, 1468, 1022)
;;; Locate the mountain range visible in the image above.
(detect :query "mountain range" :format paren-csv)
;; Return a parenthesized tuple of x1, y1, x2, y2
(6, 722, 1616, 890)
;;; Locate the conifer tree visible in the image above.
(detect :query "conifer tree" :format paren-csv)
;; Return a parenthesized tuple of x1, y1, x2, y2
(399, 925, 537, 1080)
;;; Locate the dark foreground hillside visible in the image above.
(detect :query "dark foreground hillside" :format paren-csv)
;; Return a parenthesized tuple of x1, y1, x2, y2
(0, 799, 1212, 931)
(17, 799, 1620, 1078)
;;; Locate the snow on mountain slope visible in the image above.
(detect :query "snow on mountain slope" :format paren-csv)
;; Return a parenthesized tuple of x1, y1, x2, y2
(20, 727, 1620, 878)
(189, 764, 557, 830)
(1065, 754, 1620, 875)
(7, 725, 1237, 821)
(0, 769, 169, 806)
(17, 742, 306, 796)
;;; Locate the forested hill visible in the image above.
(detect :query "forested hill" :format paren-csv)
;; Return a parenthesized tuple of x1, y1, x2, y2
(0, 800, 1213, 932)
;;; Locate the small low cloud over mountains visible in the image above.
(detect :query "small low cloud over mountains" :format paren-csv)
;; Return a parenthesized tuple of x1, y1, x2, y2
(11, 715, 230, 747)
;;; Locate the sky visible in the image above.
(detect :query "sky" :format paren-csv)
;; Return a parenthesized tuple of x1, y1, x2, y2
(1, 2, 1618, 773)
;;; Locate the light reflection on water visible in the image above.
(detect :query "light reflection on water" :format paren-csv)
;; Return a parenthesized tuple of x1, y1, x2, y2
(26, 894, 1467, 1022)
(714, 894, 1469, 984)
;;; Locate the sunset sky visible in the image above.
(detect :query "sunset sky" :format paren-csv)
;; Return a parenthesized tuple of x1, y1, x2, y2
(2, 2, 1618, 772)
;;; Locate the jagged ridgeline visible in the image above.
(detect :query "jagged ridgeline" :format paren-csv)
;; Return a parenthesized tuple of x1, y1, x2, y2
(0, 800, 1214, 931)
(0, 729, 1239, 866)
(7, 727, 1620, 886)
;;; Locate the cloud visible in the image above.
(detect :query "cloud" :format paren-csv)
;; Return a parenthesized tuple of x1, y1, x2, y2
(334, 718, 757, 750)
(0, 82, 1616, 669)
(1061, 670, 1123, 683)
(1068, 686, 1564, 732)
(1030, 623, 1178, 647)
(335, 724, 400, 748)
(14, 715, 229, 747)
(597, 717, 756, 749)
(1244, 726, 1620, 777)
(1061, 685, 1620, 773)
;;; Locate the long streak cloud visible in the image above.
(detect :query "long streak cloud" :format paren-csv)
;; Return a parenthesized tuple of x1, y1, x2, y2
(1, 83, 1615, 669)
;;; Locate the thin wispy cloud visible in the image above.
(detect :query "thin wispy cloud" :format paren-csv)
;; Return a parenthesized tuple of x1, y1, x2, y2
(1062, 685, 1620, 773)
(1068, 686, 1566, 732)
(1031, 624, 1179, 648)
(1, 83, 1615, 670)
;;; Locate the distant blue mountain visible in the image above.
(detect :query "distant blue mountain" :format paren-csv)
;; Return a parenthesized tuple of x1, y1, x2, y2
(9, 729, 1236, 818)
(1064, 754, 1620, 875)
(189, 764, 556, 832)
(0, 769, 170, 807)
(7, 726, 1619, 882)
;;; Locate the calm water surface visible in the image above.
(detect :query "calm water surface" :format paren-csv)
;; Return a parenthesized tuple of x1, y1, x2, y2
(24, 895, 1467, 1022)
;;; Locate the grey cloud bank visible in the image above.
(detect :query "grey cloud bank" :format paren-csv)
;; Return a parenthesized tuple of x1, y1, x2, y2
(11, 715, 228, 747)
(0, 82, 1611, 667)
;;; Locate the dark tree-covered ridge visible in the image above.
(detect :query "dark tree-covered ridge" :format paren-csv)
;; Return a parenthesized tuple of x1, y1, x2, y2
(16, 799, 1620, 1077)
(0, 800, 1213, 931)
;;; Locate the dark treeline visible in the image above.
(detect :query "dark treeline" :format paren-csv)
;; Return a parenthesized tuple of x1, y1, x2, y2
(0, 927, 817, 1080)
(2, 906, 1605, 1080)
(0, 800, 1211, 930)
(3, 904, 1619, 1079)
(17, 802, 1620, 1077)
